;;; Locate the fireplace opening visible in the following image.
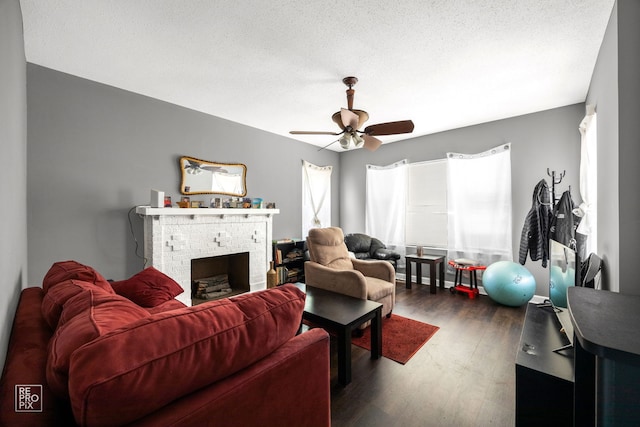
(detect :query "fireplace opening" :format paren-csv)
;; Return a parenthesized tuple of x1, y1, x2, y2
(191, 252, 250, 304)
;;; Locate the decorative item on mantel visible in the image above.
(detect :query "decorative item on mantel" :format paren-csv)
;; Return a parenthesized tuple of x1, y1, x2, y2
(150, 189, 165, 208)
(151, 193, 271, 210)
(177, 196, 190, 208)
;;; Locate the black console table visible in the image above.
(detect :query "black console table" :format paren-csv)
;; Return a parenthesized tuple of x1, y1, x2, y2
(568, 287, 640, 427)
(515, 302, 574, 426)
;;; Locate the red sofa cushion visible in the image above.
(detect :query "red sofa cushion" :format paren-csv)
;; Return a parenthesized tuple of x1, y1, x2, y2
(144, 298, 188, 314)
(42, 260, 113, 294)
(46, 290, 149, 398)
(41, 279, 111, 329)
(68, 284, 305, 427)
(110, 266, 184, 307)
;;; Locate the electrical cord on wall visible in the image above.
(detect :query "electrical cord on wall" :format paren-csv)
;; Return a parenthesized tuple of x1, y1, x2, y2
(128, 206, 148, 266)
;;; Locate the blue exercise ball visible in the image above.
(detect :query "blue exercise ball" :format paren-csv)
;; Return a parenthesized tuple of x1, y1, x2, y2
(549, 266, 575, 308)
(482, 261, 536, 307)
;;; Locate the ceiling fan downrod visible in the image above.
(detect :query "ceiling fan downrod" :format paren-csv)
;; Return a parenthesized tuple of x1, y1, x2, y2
(343, 76, 358, 110)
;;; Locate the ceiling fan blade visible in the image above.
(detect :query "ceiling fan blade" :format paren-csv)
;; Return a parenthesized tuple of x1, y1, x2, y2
(363, 120, 415, 136)
(290, 130, 341, 135)
(340, 108, 360, 130)
(363, 135, 382, 151)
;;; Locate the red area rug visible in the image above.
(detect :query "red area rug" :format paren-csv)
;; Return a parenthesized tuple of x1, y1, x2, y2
(352, 315, 439, 364)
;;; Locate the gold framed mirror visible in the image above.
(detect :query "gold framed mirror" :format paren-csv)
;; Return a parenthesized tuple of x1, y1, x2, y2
(179, 156, 247, 196)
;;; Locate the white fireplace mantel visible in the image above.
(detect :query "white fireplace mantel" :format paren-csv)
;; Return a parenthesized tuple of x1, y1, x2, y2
(136, 206, 279, 306)
(135, 206, 279, 218)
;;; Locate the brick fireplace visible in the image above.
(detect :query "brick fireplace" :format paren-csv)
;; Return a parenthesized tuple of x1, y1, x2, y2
(136, 206, 279, 306)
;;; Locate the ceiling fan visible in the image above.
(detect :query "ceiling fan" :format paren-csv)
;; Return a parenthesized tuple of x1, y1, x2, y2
(290, 76, 415, 151)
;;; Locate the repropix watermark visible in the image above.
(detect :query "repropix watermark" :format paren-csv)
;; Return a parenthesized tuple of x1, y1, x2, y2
(15, 385, 43, 412)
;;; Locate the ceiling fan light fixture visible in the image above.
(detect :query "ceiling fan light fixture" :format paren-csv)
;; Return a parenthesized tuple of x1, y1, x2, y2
(339, 134, 352, 149)
(352, 133, 364, 148)
(186, 164, 204, 175)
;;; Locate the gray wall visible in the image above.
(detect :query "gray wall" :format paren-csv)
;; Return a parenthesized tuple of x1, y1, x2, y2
(27, 64, 340, 284)
(0, 0, 28, 370)
(616, 0, 640, 295)
(586, 0, 640, 295)
(340, 105, 584, 297)
(586, 2, 619, 292)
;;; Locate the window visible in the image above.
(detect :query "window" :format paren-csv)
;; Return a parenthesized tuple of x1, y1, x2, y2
(302, 160, 332, 238)
(365, 160, 407, 248)
(446, 144, 513, 266)
(364, 145, 512, 268)
(577, 109, 597, 256)
(406, 160, 448, 248)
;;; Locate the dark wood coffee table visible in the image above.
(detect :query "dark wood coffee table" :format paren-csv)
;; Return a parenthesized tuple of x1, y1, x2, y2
(294, 283, 382, 386)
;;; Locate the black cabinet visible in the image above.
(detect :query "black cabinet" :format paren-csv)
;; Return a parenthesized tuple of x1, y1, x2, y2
(568, 287, 640, 427)
(272, 239, 306, 285)
(515, 303, 574, 426)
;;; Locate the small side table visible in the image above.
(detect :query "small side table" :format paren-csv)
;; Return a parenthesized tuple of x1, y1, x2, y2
(405, 255, 445, 294)
(294, 283, 382, 386)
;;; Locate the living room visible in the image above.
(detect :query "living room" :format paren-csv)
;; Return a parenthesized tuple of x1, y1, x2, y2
(3, 0, 640, 426)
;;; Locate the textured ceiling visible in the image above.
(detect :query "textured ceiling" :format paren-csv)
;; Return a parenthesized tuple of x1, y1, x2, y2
(20, 0, 615, 151)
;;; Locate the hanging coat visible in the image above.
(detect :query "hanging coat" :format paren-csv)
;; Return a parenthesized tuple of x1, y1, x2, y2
(519, 179, 552, 267)
(550, 190, 580, 250)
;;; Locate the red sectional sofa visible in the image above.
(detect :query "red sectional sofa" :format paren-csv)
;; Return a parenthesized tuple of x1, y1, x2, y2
(0, 261, 331, 427)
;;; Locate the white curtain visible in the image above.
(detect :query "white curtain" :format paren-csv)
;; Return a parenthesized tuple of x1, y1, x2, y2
(366, 160, 407, 262)
(447, 144, 512, 266)
(302, 160, 332, 238)
(575, 108, 597, 256)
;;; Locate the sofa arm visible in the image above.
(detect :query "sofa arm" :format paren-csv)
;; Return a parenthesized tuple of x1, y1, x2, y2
(131, 328, 331, 427)
(0, 288, 75, 427)
(372, 247, 401, 261)
(304, 261, 368, 299)
(352, 258, 396, 283)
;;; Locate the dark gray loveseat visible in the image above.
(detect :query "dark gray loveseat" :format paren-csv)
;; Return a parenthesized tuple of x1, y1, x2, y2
(344, 233, 401, 269)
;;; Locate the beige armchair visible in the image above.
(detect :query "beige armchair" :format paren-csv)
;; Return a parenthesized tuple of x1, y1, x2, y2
(304, 227, 396, 320)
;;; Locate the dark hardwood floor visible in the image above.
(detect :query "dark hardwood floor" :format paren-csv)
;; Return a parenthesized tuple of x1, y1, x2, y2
(328, 280, 527, 427)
